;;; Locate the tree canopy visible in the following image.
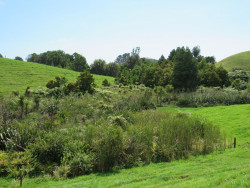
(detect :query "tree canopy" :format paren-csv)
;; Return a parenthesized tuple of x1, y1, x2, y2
(172, 47, 198, 91)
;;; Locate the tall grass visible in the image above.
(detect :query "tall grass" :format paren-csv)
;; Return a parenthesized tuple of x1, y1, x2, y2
(176, 87, 250, 107)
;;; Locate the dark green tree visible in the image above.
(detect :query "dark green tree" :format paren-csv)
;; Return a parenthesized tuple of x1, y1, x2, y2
(201, 69, 221, 87)
(105, 62, 119, 77)
(46, 76, 68, 89)
(76, 69, 95, 94)
(90, 59, 106, 75)
(216, 66, 230, 87)
(192, 46, 201, 59)
(102, 79, 111, 87)
(172, 47, 198, 91)
(26, 53, 39, 62)
(158, 55, 166, 64)
(205, 56, 216, 64)
(0, 53, 3, 58)
(168, 49, 176, 60)
(15, 56, 23, 61)
(71, 53, 89, 72)
(124, 53, 141, 70)
(115, 53, 130, 65)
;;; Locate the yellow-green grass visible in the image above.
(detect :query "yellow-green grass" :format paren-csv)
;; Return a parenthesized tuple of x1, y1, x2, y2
(1, 104, 249, 187)
(0, 58, 115, 97)
(217, 51, 250, 71)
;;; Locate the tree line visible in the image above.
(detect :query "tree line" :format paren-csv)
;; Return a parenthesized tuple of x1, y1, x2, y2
(115, 46, 229, 91)
(3, 46, 230, 91)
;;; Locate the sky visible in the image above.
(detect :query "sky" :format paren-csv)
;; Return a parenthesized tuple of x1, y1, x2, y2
(0, 0, 250, 64)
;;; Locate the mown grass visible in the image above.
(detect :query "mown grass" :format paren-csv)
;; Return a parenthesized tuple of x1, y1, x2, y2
(0, 58, 115, 96)
(217, 51, 250, 71)
(1, 104, 249, 187)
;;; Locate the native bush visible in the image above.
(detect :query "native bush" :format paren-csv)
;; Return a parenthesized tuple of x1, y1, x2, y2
(0, 85, 229, 179)
(176, 87, 250, 107)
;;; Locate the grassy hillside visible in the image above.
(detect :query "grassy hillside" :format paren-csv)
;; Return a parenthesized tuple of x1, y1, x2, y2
(1, 104, 249, 187)
(217, 51, 250, 71)
(0, 58, 115, 96)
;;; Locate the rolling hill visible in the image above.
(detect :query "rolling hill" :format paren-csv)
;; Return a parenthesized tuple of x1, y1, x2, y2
(0, 58, 115, 96)
(217, 51, 250, 71)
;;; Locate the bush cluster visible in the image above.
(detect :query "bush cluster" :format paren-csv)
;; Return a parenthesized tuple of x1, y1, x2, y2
(0, 85, 227, 179)
(175, 87, 250, 107)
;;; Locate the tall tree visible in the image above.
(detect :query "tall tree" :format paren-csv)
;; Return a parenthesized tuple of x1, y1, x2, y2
(71, 53, 89, 72)
(168, 49, 176, 60)
(205, 56, 216, 64)
(90, 59, 106, 75)
(172, 47, 198, 91)
(115, 53, 130, 65)
(192, 46, 201, 59)
(158, 55, 166, 64)
(105, 62, 119, 77)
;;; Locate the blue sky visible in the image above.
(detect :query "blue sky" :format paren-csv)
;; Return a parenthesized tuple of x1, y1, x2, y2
(0, 0, 250, 64)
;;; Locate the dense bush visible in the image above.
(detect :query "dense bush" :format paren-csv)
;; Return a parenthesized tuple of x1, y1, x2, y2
(175, 87, 250, 107)
(0, 85, 228, 179)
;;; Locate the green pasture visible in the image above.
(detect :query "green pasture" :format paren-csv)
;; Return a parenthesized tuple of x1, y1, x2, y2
(0, 58, 115, 96)
(217, 51, 250, 71)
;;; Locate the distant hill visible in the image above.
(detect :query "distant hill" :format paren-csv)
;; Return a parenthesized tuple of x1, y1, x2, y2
(216, 51, 250, 71)
(0, 58, 115, 96)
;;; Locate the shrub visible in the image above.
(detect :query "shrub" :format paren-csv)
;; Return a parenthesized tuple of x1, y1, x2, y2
(28, 132, 67, 166)
(0, 151, 9, 176)
(53, 165, 70, 179)
(93, 124, 124, 172)
(66, 153, 94, 177)
(102, 79, 111, 87)
(177, 98, 190, 107)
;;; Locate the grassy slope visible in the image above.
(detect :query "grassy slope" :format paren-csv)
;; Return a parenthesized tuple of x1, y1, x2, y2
(1, 105, 249, 187)
(0, 58, 115, 96)
(216, 51, 250, 71)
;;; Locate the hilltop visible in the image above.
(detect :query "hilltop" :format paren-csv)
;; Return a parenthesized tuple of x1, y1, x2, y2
(0, 58, 115, 96)
(217, 51, 250, 71)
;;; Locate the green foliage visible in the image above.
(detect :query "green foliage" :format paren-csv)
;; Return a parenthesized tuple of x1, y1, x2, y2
(76, 69, 95, 94)
(28, 132, 67, 166)
(14, 56, 23, 61)
(102, 79, 111, 87)
(201, 68, 222, 87)
(27, 50, 89, 72)
(172, 47, 198, 91)
(192, 46, 201, 59)
(46, 76, 67, 89)
(0, 151, 9, 176)
(1, 104, 249, 187)
(0, 84, 228, 180)
(105, 62, 119, 77)
(90, 59, 106, 75)
(71, 53, 89, 72)
(115, 53, 130, 65)
(231, 78, 247, 90)
(175, 87, 250, 107)
(228, 70, 250, 82)
(124, 53, 141, 70)
(199, 61, 229, 88)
